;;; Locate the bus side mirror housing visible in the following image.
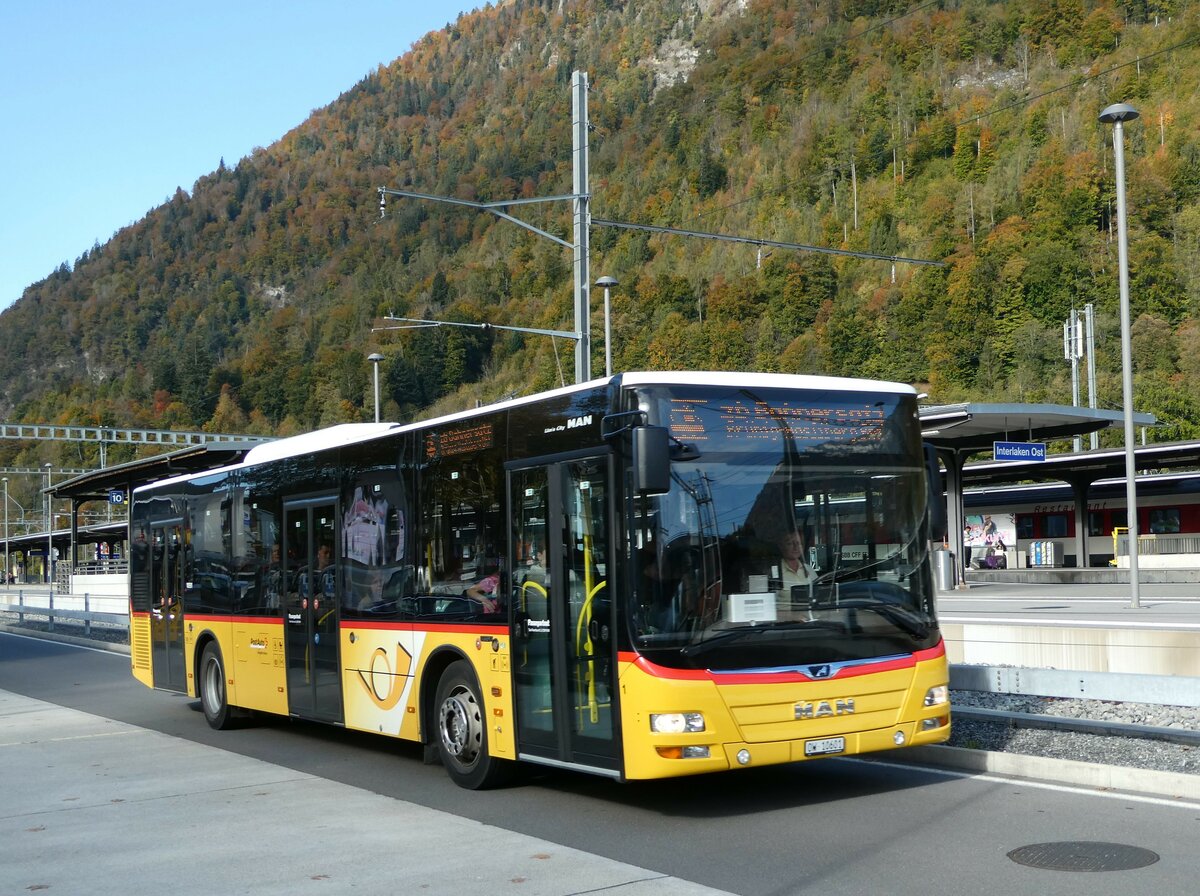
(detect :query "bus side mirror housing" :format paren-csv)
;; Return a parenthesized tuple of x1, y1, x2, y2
(924, 443, 946, 541)
(633, 426, 671, 495)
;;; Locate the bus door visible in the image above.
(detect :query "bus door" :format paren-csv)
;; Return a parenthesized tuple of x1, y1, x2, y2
(283, 498, 343, 723)
(510, 456, 618, 774)
(149, 520, 186, 692)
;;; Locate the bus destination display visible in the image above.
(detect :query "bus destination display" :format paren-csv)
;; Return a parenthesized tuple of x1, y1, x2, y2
(666, 397, 885, 446)
(425, 421, 495, 459)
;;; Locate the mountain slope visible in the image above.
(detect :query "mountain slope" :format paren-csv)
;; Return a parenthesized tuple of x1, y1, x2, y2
(2, 0, 1199, 473)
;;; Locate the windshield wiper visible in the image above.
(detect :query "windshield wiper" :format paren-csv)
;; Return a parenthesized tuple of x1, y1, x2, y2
(838, 598, 930, 640)
(679, 620, 845, 658)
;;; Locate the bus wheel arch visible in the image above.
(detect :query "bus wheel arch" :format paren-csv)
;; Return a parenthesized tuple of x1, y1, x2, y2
(432, 658, 514, 789)
(197, 638, 247, 730)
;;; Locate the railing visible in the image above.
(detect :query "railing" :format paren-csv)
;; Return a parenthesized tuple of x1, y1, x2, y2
(72, 560, 129, 575)
(0, 590, 128, 636)
(1114, 531, 1200, 556)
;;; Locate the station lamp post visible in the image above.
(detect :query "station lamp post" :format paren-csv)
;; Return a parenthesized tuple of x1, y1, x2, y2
(595, 276, 618, 377)
(1099, 102, 1141, 609)
(2, 477, 8, 589)
(368, 352, 385, 423)
(44, 464, 53, 586)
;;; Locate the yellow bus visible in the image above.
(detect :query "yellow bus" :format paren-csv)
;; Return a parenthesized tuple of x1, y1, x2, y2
(129, 371, 950, 788)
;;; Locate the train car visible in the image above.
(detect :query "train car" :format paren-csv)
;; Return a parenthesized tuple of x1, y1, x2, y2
(962, 471, 1200, 567)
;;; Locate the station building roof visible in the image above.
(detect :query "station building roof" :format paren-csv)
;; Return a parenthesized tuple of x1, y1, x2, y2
(920, 402, 1155, 455)
(920, 401, 1164, 486)
(48, 441, 261, 504)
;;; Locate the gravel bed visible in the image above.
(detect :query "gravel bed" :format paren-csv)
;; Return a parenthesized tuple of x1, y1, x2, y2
(949, 689, 1200, 776)
(5, 614, 1197, 776)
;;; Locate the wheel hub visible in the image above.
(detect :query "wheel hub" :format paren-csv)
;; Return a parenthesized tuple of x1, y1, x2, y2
(440, 688, 480, 765)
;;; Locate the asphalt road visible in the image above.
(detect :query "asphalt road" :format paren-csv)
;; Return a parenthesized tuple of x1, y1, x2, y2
(2, 631, 1198, 895)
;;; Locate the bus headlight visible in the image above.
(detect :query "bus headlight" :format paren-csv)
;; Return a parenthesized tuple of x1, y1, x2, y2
(924, 685, 949, 707)
(650, 712, 706, 734)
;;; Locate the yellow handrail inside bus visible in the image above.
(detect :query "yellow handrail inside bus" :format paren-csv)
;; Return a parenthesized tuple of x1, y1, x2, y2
(520, 579, 548, 611)
(579, 532, 594, 724)
(574, 578, 607, 725)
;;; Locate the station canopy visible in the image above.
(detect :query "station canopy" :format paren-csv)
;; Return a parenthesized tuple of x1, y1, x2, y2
(919, 402, 1155, 459)
(920, 402, 1163, 583)
(49, 441, 261, 504)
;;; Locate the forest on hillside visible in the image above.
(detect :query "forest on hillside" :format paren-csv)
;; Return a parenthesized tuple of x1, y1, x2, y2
(0, 0, 1198, 513)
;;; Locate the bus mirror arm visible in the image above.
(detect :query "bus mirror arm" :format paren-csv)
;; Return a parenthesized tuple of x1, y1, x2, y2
(601, 410, 647, 440)
(633, 426, 671, 495)
(924, 443, 947, 541)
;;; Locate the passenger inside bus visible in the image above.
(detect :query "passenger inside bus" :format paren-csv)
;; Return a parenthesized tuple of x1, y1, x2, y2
(299, 541, 336, 607)
(465, 562, 503, 613)
(519, 544, 548, 589)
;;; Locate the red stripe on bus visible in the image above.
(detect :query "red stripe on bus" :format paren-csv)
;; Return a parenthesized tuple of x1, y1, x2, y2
(181, 613, 506, 636)
(618, 641, 945, 684)
(341, 620, 506, 634)
(183, 613, 277, 625)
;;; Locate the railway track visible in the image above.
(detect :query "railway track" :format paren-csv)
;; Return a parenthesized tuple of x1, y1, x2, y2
(947, 686, 1200, 777)
(951, 704, 1200, 748)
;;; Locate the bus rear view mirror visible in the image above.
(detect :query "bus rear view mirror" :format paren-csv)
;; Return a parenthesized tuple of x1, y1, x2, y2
(924, 443, 946, 541)
(633, 426, 671, 495)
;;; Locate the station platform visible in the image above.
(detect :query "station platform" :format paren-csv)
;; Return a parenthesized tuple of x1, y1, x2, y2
(937, 579, 1200, 681)
(966, 567, 1200, 585)
(0, 688, 731, 896)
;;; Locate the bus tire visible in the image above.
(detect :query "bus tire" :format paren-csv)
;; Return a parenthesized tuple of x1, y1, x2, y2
(434, 660, 514, 789)
(199, 642, 238, 730)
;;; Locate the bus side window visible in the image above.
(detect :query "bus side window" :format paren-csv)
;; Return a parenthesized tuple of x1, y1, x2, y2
(418, 435, 505, 619)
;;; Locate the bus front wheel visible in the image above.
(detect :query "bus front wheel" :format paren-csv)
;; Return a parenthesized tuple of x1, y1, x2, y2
(434, 661, 513, 789)
(199, 642, 237, 730)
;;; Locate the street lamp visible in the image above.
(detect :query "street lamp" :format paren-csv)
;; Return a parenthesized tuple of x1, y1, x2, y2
(595, 276, 618, 377)
(44, 463, 53, 586)
(1099, 102, 1141, 609)
(2, 477, 8, 589)
(368, 352, 385, 423)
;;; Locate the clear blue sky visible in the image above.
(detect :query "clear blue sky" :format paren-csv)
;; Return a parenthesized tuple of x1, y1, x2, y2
(0, 1, 476, 311)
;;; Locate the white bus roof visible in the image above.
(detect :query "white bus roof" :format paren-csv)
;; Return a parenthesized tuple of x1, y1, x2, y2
(617, 371, 916, 395)
(242, 422, 400, 465)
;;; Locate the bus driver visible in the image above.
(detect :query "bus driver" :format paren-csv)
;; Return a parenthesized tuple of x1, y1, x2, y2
(775, 528, 814, 610)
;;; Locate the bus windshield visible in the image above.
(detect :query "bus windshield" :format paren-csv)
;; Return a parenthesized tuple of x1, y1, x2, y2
(629, 384, 937, 671)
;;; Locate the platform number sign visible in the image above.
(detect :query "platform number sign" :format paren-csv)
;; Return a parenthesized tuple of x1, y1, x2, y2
(108, 490, 126, 506)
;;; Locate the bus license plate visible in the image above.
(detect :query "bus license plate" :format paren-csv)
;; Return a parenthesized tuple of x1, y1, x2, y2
(804, 736, 845, 756)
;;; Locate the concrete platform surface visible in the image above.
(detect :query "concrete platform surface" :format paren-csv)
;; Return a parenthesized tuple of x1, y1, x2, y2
(0, 689, 732, 896)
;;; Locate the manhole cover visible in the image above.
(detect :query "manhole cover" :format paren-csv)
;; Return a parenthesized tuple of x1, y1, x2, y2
(1007, 841, 1159, 872)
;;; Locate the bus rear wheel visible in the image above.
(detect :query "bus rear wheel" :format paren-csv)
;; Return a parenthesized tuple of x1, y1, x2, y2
(434, 661, 513, 789)
(199, 642, 238, 730)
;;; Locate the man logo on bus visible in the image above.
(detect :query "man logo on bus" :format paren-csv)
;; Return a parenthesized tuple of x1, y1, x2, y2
(805, 664, 833, 679)
(795, 699, 856, 720)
